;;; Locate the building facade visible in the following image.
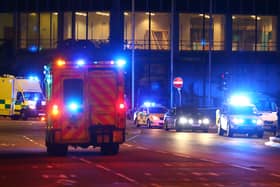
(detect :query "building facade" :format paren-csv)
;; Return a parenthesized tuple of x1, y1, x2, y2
(0, 0, 280, 107)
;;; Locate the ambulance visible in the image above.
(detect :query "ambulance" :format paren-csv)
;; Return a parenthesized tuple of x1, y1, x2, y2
(44, 58, 126, 155)
(0, 74, 46, 120)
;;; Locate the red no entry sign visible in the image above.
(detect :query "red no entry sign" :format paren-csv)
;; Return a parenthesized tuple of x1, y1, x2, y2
(173, 77, 183, 88)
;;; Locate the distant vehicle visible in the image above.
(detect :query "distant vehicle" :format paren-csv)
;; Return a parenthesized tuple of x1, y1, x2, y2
(0, 74, 46, 120)
(254, 98, 278, 136)
(216, 95, 264, 138)
(163, 106, 211, 132)
(133, 102, 167, 128)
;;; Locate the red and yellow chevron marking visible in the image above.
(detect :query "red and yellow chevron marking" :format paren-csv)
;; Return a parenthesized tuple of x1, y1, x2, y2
(89, 70, 117, 125)
(60, 116, 89, 142)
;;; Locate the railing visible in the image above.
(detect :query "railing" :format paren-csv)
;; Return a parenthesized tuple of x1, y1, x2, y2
(232, 41, 277, 51)
(179, 40, 225, 51)
(124, 39, 170, 50)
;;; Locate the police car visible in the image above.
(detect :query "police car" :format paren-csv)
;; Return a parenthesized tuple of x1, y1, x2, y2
(134, 102, 168, 128)
(216, 95, 264, 138)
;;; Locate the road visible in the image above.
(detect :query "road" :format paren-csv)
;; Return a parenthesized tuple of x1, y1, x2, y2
(0, 118, 280, 186)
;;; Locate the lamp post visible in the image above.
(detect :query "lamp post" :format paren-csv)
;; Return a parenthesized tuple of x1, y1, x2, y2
(131, 0, 135, 110)
(170, 0, 174, 108)
(208, 0, 213, 105)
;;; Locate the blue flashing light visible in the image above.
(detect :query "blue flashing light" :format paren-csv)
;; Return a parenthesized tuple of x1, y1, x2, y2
(28, 45, 38, 53)
(76, 59, 85, 66)
(28, 76, 39, 81)
(229, 95, 251, 106)
(116, 59, 126, 67)
(69, 102, 79, 111)
(144, 101, 156, 107)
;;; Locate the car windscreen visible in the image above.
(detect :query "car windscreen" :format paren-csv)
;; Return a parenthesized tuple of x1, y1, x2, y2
(149, 107, 167, 113)
(23, 92, 45, 101)
(255, 101, 277, 112)
(176, 107, 198, 115)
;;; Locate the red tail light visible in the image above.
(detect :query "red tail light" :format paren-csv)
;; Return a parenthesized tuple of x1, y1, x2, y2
(119, 103, 125, 109)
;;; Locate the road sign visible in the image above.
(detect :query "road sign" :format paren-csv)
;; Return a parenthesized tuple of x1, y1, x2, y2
(173, 77, 183, 89)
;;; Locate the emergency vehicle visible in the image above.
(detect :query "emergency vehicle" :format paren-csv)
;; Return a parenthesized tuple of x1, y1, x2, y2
(216, 95, 264, 138)
(0, 74, 46, 120)
(133, 102, 167, 128)
(44, 58, 126, 155)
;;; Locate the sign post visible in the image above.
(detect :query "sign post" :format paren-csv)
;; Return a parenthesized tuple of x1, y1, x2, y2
(173, 77, 183, 106)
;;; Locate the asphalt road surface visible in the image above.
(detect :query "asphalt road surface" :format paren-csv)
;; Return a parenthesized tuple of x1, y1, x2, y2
(0, 118, 280, 187)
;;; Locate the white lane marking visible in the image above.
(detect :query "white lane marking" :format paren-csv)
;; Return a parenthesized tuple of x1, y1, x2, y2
(22, 136, 45, 147)
(79, 158, 92, 164)
(118, 143, 257, 173)
(200, 158, 221, 164)
(163, 163, 172, 167)
(271, 173, 280, 178)
(136, 146, 149, 150)
(126, 134, 139, 142)
(96, 164, 138, 184)
(72, 157, 138, 184)
(114, 172, 138, 183)
(95, 164, 112, 172)
(231, 164, 256, 171)
(0, 143, 15, 147)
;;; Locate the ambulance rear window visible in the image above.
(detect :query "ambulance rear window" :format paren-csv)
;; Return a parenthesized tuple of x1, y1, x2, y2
(63, 79, 83, 104)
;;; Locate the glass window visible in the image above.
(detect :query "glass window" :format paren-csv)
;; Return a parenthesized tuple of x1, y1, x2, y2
(0, 13, 13, 44)
(28, 13, 39, 50)
(63, 79, 83, 105)
(75, 12, 87, 40)
(124, 12, 149, 49)
(19, 13, 27, 48)
(40, 13, 58, 49)
(88, 12, 110, 42)
(63, 12, 72, 40)
(150, 13, 170, 50)
(40, 13, 50, 49)
(179, 13, 224, 51)
(124, 12, 170, 50)
(51, 13, 58, 48)
(232, 15, 255, 51)
(20, 13, 39, 50)
(256, 16, 277, 51)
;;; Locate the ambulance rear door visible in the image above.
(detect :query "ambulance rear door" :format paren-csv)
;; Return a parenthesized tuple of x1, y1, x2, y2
(87, 68, 118, 126)
(59, 70, 89, 143)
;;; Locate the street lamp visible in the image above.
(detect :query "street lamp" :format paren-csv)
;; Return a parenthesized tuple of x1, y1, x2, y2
(131, 0, 135, 110)
(208, 0, 213, 105)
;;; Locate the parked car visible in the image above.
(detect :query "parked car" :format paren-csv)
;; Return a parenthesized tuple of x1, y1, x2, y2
(134, 103, 168, 128)
(163, 106, 212, 132)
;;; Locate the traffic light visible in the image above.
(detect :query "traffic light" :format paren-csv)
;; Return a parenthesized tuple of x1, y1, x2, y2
(219, 72, 230, 91)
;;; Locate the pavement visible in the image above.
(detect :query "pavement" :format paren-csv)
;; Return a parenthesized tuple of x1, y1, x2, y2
(265, 135, 280, 148)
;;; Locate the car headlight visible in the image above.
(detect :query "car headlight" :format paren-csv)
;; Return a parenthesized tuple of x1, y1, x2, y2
(232, 118, 244, 124)
(179, 117, 188, 124)
(202, 118, 210, 124)
(252, 119, 263, 125)
(188, 118, 194, 124)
